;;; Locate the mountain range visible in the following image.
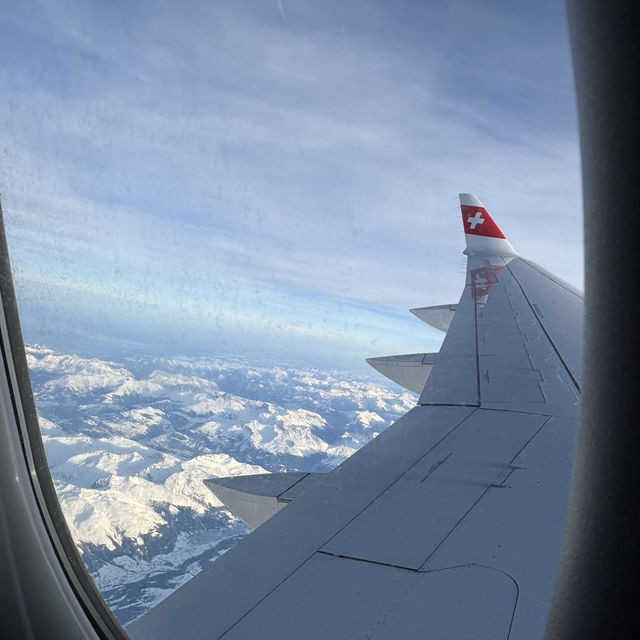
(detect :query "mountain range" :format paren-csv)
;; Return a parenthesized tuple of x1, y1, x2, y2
(27, 345, 415, 625)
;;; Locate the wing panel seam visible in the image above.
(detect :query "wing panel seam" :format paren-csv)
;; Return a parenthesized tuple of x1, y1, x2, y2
(521, 258, 584, 300)
(506, 262, 581, 393)
(419, 414, 553, 569)
(275, 473, 310, 500)
(218, 407, 478, 639)
(316, 550, 419, 573)
(319, 408, 479, 551)
(472, 282, 481, 406)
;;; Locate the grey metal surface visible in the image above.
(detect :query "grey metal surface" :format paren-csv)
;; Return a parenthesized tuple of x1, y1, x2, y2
(204, 472, 324, 529)
(410, 303, 457, 332)
(418, 282, 480, 406)
(507, 258, 584, 387)
(130, 403, 577, 639)
(476, 257, 580, 417)
(320, 409, 549, 569)
(365, 352, 437, 394)
(130, 212, 582, 640)
(278, 472, 325, 501)
(219, 555, 517, 640)
(206, 472, 311, 498)
(128, 406, 477, 639)
(418, 255, 581, 418)
(425, 416, 575, 639)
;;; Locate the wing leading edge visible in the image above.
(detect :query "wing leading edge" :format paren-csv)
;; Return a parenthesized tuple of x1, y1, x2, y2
(128, 194, 581, 640)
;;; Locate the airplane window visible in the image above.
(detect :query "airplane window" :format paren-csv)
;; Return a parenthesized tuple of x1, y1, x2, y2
(0, 0, 582, 633)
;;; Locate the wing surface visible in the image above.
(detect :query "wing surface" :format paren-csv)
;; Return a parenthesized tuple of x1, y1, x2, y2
(128, 194, 581, 639)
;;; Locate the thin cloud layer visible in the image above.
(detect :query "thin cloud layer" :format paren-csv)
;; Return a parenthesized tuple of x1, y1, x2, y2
(0, 0, 582, 366)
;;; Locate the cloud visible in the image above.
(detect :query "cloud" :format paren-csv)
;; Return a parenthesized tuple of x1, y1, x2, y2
(0, 0, 582, 364)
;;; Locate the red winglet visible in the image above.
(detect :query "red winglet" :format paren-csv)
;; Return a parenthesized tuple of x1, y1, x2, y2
(459, 194, 517, 256)
(461, 205, 505, 238)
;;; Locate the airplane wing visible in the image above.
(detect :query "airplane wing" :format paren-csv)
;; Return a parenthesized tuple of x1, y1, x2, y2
(128, 194, 582, 639)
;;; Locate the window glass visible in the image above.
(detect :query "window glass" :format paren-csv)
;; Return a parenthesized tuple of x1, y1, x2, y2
(0, 0, 582, 627)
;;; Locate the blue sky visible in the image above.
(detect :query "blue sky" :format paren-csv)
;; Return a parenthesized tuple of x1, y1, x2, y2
(0, 0, 581, 370)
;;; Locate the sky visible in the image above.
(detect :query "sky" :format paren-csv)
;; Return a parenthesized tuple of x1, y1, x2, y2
(0, 0, 582, 371)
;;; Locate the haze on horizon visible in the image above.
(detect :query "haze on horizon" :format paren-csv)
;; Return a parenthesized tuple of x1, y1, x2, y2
(0, 0, 581, 371)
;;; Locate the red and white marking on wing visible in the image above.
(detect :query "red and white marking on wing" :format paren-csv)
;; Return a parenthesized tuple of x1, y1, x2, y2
(459, 193, 517, 256)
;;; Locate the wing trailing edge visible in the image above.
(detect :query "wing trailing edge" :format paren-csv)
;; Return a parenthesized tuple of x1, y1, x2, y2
(205, 473, 325, 529)
(410, 304, 457, 332)
(366, 353, 437, 394)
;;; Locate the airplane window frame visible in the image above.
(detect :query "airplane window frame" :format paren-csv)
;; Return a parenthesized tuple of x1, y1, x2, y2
(0, 200, 128, 640)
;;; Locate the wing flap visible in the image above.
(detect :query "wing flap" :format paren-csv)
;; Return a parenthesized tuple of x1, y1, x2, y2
(204, 473, 324, 529)
(366, 353, 437, 394)
(409, 304, 457, 332)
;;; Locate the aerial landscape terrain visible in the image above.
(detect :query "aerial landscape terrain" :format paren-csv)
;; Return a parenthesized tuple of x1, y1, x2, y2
(27, 344, 415, 624)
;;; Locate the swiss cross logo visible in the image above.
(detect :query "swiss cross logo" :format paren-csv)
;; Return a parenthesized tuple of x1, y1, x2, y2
(460, 204, 506, 239)
(467, 211, 485, 230)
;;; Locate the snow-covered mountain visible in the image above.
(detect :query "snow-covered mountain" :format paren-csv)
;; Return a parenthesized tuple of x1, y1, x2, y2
(27, 345, 416, 625)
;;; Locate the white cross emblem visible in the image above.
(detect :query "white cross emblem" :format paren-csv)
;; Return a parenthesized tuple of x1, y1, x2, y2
(467, 211, 485, 230)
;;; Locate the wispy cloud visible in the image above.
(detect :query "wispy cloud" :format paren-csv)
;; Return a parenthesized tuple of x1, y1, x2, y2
(0, 0, 582, 365)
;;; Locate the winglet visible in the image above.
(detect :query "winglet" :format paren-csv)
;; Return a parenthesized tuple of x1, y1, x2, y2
(460, 193, 517, 256)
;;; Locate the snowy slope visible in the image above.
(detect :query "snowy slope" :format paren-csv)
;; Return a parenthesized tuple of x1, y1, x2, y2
(27, 345, 416, 624)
